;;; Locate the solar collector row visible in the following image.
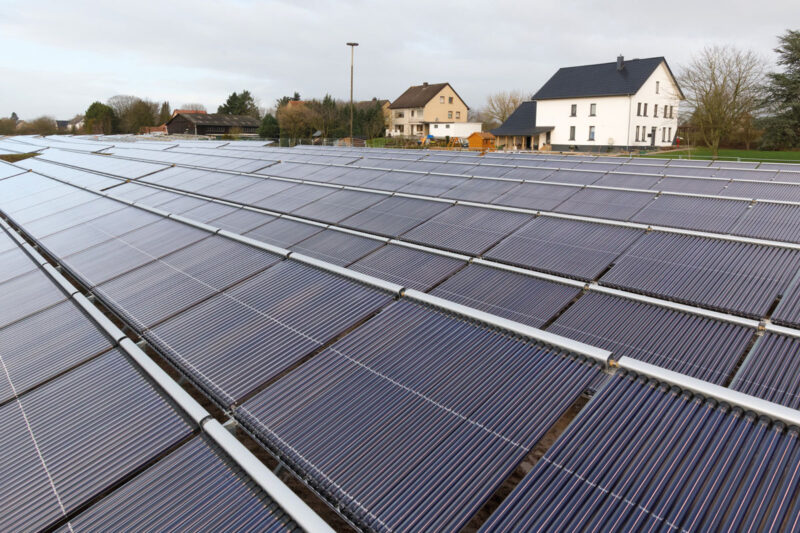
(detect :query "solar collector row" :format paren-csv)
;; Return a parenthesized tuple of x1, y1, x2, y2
(17, 159, 800, 393)
(120, 165, 800, 320)
(248, 157, 800, 242)
(0, 224, 294, 531)
(29, 158, 800, 324)
(728, 331, 800, 412)
(237, 300, 602, 532)
(22, 163, 791, 384)
(113, 174, 800, 390)
(2, 170, 614, 531)
(34, 147, 800, 245)
(482, 372, 800, 532)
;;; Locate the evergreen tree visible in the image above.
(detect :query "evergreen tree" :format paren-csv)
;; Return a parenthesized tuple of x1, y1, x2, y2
(158, 101, 171, 124)
(760, 30, 800, 149)
(218, 90, 260, 118)
(258, 113, 280, 138)
(84, 101, 116, 134)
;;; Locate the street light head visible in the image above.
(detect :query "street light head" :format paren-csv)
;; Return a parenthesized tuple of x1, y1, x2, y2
(346, 42, 359, 47)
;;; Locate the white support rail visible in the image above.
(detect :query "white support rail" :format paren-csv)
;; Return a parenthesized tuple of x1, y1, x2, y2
(403, 289, 612, 364)
(617, 356, 800, 429)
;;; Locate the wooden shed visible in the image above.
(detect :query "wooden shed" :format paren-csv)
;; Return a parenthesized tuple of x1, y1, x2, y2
(467, 131, 495, 150)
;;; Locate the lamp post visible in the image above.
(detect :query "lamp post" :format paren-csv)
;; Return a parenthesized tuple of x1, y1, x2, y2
(346, 42, 359, 146)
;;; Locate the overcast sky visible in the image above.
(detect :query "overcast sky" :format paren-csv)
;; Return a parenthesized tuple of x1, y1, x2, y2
(1, 0, 796, 119)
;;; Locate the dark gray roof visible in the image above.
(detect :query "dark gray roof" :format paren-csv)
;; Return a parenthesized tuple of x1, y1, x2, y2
(533, 57, 683, 100)
(169, 113, 260, 127)
(490, 102, 553, 136)
(389, 83, 469, 110)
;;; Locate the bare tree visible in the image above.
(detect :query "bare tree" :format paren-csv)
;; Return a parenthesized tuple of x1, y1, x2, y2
(276, 104, 318, 142)
(679, 46, 765, 157)
(180, 103, 207, 112)
(482, 90, 526, 125)
(0, 117, 16, 135)
(16, 116, 58, 135)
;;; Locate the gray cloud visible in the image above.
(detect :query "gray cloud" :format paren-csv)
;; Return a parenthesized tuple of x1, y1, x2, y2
(0, 0, 795, 119)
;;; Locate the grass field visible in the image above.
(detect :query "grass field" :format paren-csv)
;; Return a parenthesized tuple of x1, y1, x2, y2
(641, 147, 800, 163)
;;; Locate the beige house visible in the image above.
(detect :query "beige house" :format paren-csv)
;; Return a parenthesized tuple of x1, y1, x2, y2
(386, 82, 470, 138)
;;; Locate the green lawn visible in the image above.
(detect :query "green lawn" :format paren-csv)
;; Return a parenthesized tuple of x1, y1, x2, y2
(640, 147, 800, 163)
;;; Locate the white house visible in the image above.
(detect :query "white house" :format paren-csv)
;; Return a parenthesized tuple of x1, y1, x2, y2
(493, 56, 684, 152)
(427, 121, 483, 139)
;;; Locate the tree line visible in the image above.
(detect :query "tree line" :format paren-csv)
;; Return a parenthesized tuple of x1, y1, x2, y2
(261, 93, 386, 140)
(679, 29, 800, 155)
(2, 88, 387, 140)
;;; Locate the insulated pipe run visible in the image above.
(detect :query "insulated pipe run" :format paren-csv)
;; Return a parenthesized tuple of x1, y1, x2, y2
(616, 356, 800, 429)
(403, 289, 613, 365)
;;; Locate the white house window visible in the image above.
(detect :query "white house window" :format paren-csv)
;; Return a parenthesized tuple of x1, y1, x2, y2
(439, 96, 445, 103)
(635, 126, 640, 142)
(656, 81, 660, 94)
(654, 104, 658, 118)
(396, 111, 404, 118)
(670, 105, 674, 118)
(448, 111, 453, 119)
(569, 126, 576, 141)
(643, 103, 648, 116)
(570, 104, 577, 117)
(411, 110, 414, 117)
(668, 127, 672, 141)
(662, 128, 666, 142)
(637, 103, 642, 116)
(588, 126, 595, 141)
(589, 103, 596, 116)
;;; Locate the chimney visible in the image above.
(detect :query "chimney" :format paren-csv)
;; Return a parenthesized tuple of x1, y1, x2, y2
(617, 55, 624, 71)
(422, 82, 429, 86)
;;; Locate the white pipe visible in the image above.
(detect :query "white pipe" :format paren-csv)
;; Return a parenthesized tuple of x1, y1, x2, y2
(325, 224, 389, 242)
(288, 252, 403, 295)
(72, 293, 127, 343)
(118, 337, 335, 531)
(471, 258, 587, 289)
(388, 239, 471, 261)
(764, 322, 800, 340)
(202, 419, 336, 533)
(403, 289, 612, 364)
(168, 213, 221, 234)
(21, 242, 48, 265)
(217, 230, 291, 258)
(616, 356, 800, 428)
(590, 284, 760, 328)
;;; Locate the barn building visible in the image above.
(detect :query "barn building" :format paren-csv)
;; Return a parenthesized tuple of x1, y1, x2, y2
(166, 113, 260, 136)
